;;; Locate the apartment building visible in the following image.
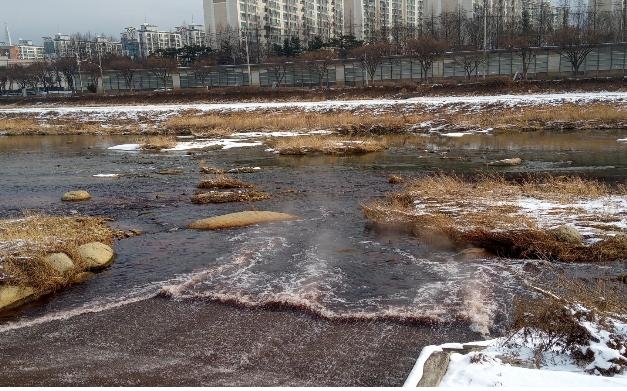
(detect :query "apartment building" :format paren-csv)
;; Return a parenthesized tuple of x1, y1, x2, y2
(204, 0, 343, 46)
(177, 24, 208, 46)
(15, 39, 45, 61)
(137, 23, 183, 57)
(43, 34, 123, 59)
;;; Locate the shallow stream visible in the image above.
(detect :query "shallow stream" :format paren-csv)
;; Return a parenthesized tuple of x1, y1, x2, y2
(0, 131, 625, 386)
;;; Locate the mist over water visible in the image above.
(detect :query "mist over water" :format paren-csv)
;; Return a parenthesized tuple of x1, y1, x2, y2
(0, 131, 625, 385)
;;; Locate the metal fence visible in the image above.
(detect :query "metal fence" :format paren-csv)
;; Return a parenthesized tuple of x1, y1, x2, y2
(94, 44, 627, 92)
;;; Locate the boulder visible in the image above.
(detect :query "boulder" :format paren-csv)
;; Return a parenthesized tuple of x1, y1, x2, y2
(62, 190, 91, 202)
(77, 242, 115, 270)
(0, 286, 36, 312)
(550, 225, 583, 245)
(44, 253, 75, 274)
(189, 211, 299, 230)
(487, 157, 522, 166)
(417, 351, 451, 387)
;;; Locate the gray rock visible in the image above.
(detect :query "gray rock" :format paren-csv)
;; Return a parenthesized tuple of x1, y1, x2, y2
(417, 351, 450, 387)
(0, 286, 36, 312)
(487, 157, 522, 166)
(62, 190, 91, 202)
(45, 253, 75, 274)
(77, 242, 115, 270)
(550, 225, 583, 245)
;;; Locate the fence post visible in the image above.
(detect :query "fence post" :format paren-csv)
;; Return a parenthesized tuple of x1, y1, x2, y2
(548, 50, 560, 77)
(171, 73, 181, 90)
(335, 62, 345, 86)
(250, 68, 261, 87)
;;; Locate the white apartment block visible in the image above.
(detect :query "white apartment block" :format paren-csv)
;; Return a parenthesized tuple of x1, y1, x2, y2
(16, 40, 44, 61)
(43, 34, 123, 59)
(203, 0, 343, 45)
(138, 23, 183, 57)
(176, 24, 208, 46)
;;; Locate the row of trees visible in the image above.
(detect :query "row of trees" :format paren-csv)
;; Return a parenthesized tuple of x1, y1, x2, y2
(0, 10, 621, 94)
(198, 4, 624, 66)
(0, 55, 179, 93)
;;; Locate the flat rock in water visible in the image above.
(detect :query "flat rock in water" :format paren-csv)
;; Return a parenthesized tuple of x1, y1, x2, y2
(0, 286, 36, 312)
(62, 190, 92, 201)
(487, 157, 522, 166)
(188, 211, 299, 230)
(77, 242, 115, 270)
(45, 253, 75, 274)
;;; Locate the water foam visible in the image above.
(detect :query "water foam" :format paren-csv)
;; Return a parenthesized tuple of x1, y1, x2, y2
(159, 229, 522, 330)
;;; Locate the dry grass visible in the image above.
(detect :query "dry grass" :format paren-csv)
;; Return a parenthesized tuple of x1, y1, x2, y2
(0, 118, 40, 132)
(197, 175, 254, 190)
(0, 213, 115, 292)
(388, 175, 405, 184)
(362, 174, 627, 262)
(165, 111, 422, 136)
(457, 103, 627, 131)
(136, 135, 178, 151)
(191, 190, 270, 204)
(2, 101, 627, 137)
(270, 136, 387, 155)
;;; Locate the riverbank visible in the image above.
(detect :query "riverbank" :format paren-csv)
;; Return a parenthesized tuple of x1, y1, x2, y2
(1, 92, 627, 137)
(1, 77, 626, 107)
(0, 213, 118, 313)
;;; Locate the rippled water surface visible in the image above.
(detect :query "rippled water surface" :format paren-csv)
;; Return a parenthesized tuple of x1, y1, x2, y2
(0, 131, 625, 386)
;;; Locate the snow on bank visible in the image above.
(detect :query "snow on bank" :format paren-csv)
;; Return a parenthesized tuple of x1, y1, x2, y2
(618, 138, 627, 143)
(2, 92, 626, 119)
(440, 353, 627, 387)
(92, 173, 119, 178)
(414, 193, 627, 244)
(107, 139, 262, 152)
(404, 309, 627, 387)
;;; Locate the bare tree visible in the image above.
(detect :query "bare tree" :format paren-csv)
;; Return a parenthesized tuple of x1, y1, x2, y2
(10, 65, 33, 91)
(454, 52, 486, 80)
(298, 49, 336, 87)
(144, 56, 178, 90)
(53, 57, 78, 92)
(107, 55, 139, 91)
(552, 27, 597, 76)
(0, 67, 9, 94)
(29, 61, 53, 92)
(406, 37, 449, 81)
(351, 42, 389, 86)
(191, 56, 216, 87)
(265, 56, 292, 87)
(505, 36, 536, 80)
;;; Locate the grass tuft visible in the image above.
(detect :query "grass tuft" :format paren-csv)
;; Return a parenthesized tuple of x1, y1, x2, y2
(362, 174, 627, 262)
(270, 136, 387, 155)
(0, 213, 115, 292)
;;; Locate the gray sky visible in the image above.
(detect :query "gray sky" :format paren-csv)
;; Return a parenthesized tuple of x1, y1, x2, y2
(3, 0, 203, 44)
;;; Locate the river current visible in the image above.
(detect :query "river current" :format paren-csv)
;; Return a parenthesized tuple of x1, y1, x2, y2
(0, 131, 625, 386)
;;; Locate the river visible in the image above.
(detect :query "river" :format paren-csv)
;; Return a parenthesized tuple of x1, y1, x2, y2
(0, 131, 625, 386)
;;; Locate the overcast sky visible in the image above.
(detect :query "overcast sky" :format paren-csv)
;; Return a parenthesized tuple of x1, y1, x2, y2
(3, 0, 204, 44)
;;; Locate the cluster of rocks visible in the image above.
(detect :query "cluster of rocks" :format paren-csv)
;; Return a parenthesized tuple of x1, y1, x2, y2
(0, 242, 115, 313)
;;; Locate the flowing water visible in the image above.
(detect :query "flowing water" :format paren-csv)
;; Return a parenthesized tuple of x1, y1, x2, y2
(0, 131, 626, 386)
